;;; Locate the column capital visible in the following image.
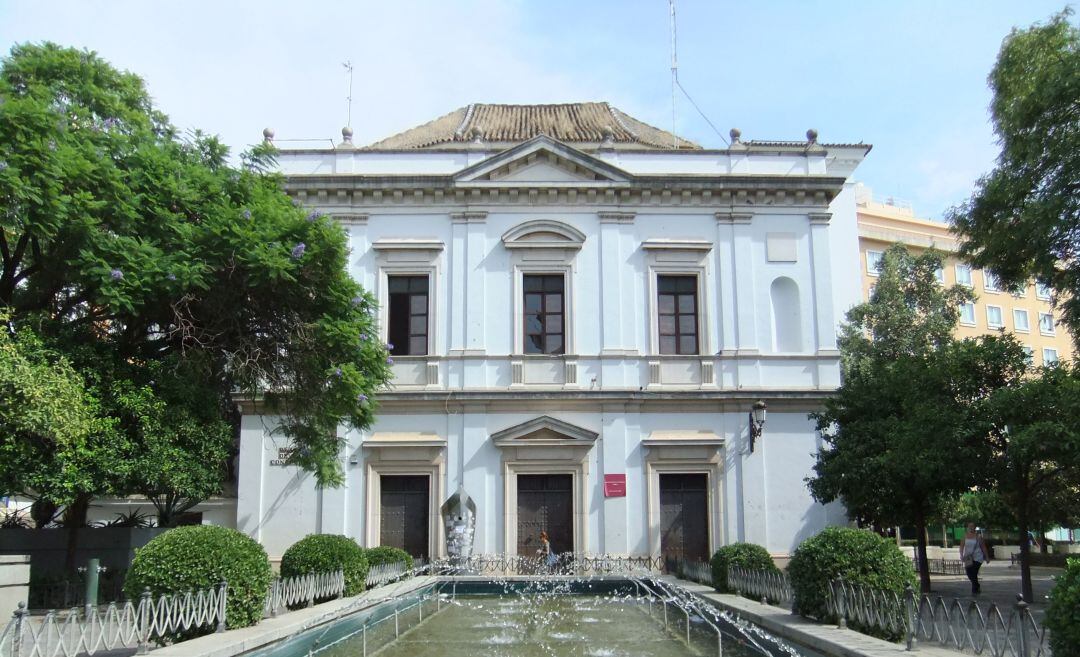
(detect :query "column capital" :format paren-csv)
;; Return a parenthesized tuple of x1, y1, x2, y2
(808, 212, 832, 225)
(598, 211, 636, 224)
(451, 211, 488, 224)
(715, 210, 753, 225)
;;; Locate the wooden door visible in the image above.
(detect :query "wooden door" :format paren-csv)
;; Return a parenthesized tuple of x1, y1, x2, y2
(659, 473, 709, 562)
(379, 475, 430, 560)
(517, 474, 573, 556)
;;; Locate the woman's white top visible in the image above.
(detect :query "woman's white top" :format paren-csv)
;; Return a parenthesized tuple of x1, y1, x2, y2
(962, 537, 986, 563)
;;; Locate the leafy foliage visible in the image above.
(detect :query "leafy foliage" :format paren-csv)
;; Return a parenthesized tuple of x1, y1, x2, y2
(808, 245, 1017, 591)
(972, 362, 1080, 601)
(950, 11, 1080, 339)
(281, 534, 369, 597)
(1046, 558, 1080, 657)
(124, 525, 272, 631)
(787, 527, 916, 638)
(364, 546, 414, 571)
(0, 42, 391, 506)
(709, 543, 776, 593)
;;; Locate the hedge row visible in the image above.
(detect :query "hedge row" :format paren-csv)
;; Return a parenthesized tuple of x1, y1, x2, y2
(124, 526, 414, 636)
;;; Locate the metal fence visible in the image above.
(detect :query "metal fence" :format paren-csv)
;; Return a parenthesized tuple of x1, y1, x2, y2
(27, 571, 129, 610)
(726, 565, 793, 607)
(264, 570, 345, 618)
(434, 553, 663, 576)
(663, 557, 712, 585)
(365, 562, 407, 589)
(912, 557, 966, 576)
(0, 583, 226, 657)
(827, 578, 1050, 657)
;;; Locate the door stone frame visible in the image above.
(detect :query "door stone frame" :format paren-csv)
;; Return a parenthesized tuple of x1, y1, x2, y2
(643, 434, 725, 561)
(492, 416, 597, 555)
(362, 435, 446, 560)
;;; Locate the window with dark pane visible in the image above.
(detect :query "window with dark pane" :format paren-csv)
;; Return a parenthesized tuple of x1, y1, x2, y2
(523, 274, 565, 355)
(657, 275, 698, 355)
(387, 275, 428, 356)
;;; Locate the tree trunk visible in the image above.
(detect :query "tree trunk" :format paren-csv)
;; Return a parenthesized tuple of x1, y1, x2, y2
(1018, 506, 1034, 603)
(62, 494, 91, 574)
(29, 499, 58, 528)
(915, 517, 932, 593)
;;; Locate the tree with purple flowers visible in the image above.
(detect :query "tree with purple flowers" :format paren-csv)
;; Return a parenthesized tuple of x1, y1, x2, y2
(0, 44, 391, 526)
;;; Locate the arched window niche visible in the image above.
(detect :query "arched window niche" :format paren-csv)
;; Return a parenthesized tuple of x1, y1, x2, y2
(770, 276, 803, 353)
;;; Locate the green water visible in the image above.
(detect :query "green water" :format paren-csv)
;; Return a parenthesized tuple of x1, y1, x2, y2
(321, 595, 761, 657)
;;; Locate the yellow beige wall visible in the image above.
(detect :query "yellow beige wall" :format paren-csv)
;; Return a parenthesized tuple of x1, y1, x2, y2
(857, 199, 1073, 366)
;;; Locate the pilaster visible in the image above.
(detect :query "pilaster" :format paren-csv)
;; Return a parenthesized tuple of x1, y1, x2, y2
(599, 212, 635, 387)
(808, 212, 836, 387)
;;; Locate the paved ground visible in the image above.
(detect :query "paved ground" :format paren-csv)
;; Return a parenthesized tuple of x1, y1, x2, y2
(923, 560, 1060, 623)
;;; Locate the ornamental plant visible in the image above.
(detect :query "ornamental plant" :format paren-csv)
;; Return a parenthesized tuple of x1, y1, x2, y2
(281, 534, 369, 597)
(124, 525, 272, 632)
(710, 543, 777, 593)
(364, 546, 414, 571)
(1046, 557, 1080, 657)
(787, 527, 915, 640)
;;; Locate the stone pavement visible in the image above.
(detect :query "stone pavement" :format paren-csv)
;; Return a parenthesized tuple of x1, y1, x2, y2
(922, 560, 1061, 624)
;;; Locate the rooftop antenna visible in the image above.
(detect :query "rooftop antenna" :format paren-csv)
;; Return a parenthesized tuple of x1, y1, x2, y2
(343, 61, 354, 129)
(669, 0, 678, 149)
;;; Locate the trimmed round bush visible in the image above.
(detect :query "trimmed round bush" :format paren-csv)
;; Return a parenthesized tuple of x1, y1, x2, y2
(281, 534, 369, 597)
(1046, 557, 1080, 657)
(787, 527, 915, 633)
(710, 543, 777, 592)
(364, 546, 414, 571)
(124, 525, 272, 631)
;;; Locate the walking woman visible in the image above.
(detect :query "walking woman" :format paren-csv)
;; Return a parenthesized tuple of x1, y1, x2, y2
(960, 523, 991, 595)
(537, 531, 557, 571)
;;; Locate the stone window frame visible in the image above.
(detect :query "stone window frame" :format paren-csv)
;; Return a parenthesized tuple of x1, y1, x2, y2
(641, 439, 725, 561)
(372, 241, 443, 358)
(646, 263, 710, 357)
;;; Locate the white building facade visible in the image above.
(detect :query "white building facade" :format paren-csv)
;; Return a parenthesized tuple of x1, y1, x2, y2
(237, 103, 868, 563)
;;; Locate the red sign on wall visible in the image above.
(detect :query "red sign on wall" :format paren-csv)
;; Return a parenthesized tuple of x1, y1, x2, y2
(604, 474, 626, 498)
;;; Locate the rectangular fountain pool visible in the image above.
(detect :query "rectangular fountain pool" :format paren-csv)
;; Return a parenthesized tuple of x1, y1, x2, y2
(252, 579, 817, 657)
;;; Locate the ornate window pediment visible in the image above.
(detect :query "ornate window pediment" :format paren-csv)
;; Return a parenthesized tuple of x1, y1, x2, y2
(491, 415, 598, 447)
(502, 220, 586, 251)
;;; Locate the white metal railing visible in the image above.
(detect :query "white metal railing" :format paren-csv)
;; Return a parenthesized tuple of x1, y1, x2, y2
(827, 578, 1050, 657)
(726, 565, 793, 606)
(263, 570, 345, 618)
(365, 562, 407, 589)
(0, 583, 226, 657)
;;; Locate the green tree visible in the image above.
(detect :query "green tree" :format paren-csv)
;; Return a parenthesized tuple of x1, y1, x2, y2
(974, 362, 1080, 602)
(809, 245, 1012, 593)
(0, 41, 390, 515)
(950, 11, 1080, 337)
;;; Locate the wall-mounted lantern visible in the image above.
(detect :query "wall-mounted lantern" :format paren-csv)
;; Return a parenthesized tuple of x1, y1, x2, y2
(749, 400, 767, 453)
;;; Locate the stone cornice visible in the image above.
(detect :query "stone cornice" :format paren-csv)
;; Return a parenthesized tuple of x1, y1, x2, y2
(286, 176, 844, 210)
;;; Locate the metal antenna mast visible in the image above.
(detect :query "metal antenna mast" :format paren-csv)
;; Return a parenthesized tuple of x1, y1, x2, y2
(343, 61, 354, 129)
(669, 0, 678, 149)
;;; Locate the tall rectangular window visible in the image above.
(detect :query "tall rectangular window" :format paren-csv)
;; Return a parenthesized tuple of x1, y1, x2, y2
(986, 305, 1004, 329)
(866, 250, 883, 276)
(1013, 309, 1030, 332)
(387, 275, 429, 356)
(955, 264, 973, 287)
(959, 302, 976, 326)
(1043, 348, 1060, 366)
(523, 274, 564, 355)
(983, 271, 1000, 292)
(1039, 312, 1055, 335)
(658, 275, 698, 355)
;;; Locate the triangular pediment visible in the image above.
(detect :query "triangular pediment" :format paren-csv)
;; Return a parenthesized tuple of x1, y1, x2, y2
(491, 415, 599, 446)
(454, 135, 632, 185)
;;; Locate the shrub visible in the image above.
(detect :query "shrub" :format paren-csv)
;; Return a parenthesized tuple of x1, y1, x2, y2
(281, 534, 369, 597)
(364, 546, 414, 571)
(710, 543, 777, 592)
(124, 525, 272, 632)
(1046, 557, 1080, 657)
(787, 527, 915, 639)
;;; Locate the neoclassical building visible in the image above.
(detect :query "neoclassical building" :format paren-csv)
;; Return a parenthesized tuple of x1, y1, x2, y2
(236, 103, 869, 563)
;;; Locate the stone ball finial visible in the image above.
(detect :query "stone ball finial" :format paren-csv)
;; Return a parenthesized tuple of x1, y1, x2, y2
(341, 126, 353, 143)
(468, 127, 485, 144)
(262, 127, 275, 142)
(729, 128, 741, 144)
(602, 125, 614, 139)
(806, 129, 818, 143)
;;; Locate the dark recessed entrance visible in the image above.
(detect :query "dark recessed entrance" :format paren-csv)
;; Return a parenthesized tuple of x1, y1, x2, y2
(517, 474, 573, 556)
(379, 475, 430, 560)
(659, 473, 709, 563)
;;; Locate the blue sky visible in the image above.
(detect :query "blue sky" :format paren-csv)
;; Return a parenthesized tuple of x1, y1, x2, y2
(0, 0, 1072, 219)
